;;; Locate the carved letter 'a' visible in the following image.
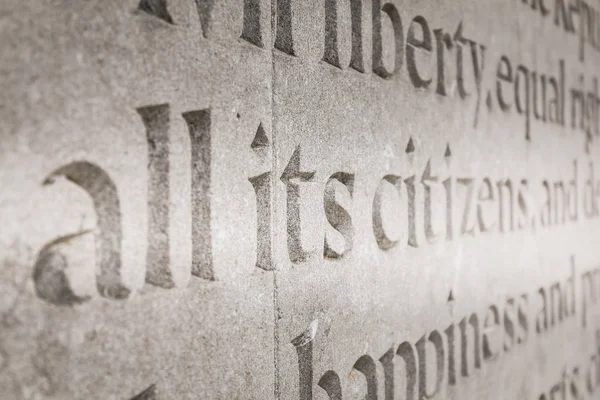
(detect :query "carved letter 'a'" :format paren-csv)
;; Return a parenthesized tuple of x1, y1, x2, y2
(34, 161, 128, 304)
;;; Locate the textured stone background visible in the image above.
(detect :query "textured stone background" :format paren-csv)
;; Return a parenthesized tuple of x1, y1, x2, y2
(0, 0, 599, 399)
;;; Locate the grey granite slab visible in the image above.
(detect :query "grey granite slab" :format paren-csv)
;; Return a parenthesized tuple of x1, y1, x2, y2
(0, 0, 274, 399)
(2, 0, 600, 399)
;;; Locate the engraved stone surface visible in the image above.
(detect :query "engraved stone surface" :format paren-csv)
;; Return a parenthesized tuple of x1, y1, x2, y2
(2, 0, 600, 399)
(0, 1, 273, 399)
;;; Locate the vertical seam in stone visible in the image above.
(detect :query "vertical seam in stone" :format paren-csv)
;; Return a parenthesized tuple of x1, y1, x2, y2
(271, 1, 281, 397)
(273, 269, 280, 400)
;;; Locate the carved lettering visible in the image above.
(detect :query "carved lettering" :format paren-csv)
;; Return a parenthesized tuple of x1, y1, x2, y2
(457, 178, 476, 236)
(292, 321, 319, 400)
(405, 175, 420, 247)
(324, 172, 355, 260)
(416, 330, 445, 399)
(182, 109, 214, 280)
(434, 28, 454, 96)
(397, 341, 418, 399)
(323, 0, 364, 71)
(138, 104, 174, 288)
(194, 0, 216, 38)
(281, 146, 316, 263)
(406, 16, 433, 89)
(35, 162, 128, 301)
(483, 305, 501, 361)
(275, 0, 295, 55)
(249, 172, 273, 270)
(138, 0, 174, 24)
(249, 123, 274, 271)
(459, 313, 481, 377)
(372, 1, 404, 79)
(318, 371, 343, 400)
(241, 0, 263, 47)
(372, 175, 402, 250)
(421, 159, 440, 243)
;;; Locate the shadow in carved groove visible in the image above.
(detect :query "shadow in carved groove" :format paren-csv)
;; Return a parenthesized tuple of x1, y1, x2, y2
(416, 331, 445, 399)
(33, 231, 93, 306)
(138, 0, 268, 49)
(281, 146, 316, 263)
(275, 0, 295, 55)
(130, 384, 157, 399)
(194, 0, 216, 38)
(241, 0, 263, 47)
(33, 161, 128, 303)
(138, 104, 174, 288)
(397, 341, 417, 400)
(372, 174, 402, 250)
(353, 355, 378, 400)
(292, 320, 319, 400)
(138, 104, 214, 284)
(138, 0, 174, 24)
(323, 0, 364, 71)
(249, 172, 273, 270)
(323, 172, 354, 259)
(318, 370, 343, 400)
(182, 109, 214, 280)
(372, 1, 404, 79)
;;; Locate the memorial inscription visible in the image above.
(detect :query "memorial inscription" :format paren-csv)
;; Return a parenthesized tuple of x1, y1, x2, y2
(287, 254, 600, 400)
(1, 0, 600, 399)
